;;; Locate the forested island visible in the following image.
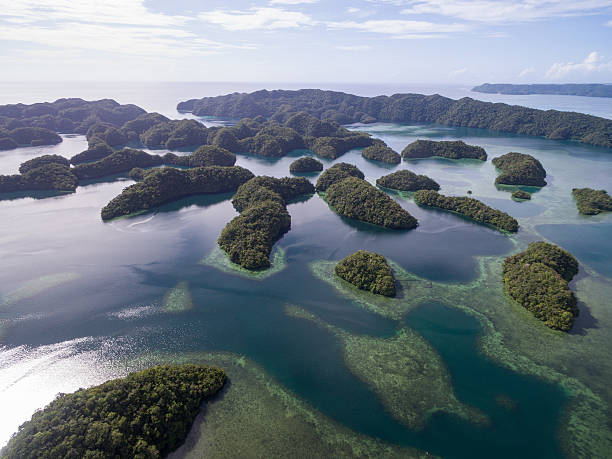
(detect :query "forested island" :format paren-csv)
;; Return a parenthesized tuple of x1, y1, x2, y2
(1, 364, 226, 459)
(502, 242, 579, 331)
(402, 140, 487, 161)
(473, 83, 612, 98)
(492, 152, 547, 187)
(414, 190, 519, 232)
(325, 176, 418, 229)
(572, 188, 612, 215)
(0, 127, 61, 150)
(376, 169, 440, 192)
(177, 88, 612, 148)
(290, 156, 323, 173)
(315, 162, 365, 191)
(0, 154, 78, 193)
(361, 140, 401, 164)
(335, 250, 396, 297)
(219, 176, 314, 269)
(512, 190, 531, 201)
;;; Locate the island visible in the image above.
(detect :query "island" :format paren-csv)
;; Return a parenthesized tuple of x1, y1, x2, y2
(290, 156, 323, 173)
(376, 169, 440, 192)
(101, 166, 254, 220)
(414, 190, 519, 232)
(361, 140, 401, 164)
(19, 154, 70, 173)
(492, 152, 547, 187)
(502, 242, 579, 331)
(335, 250, 396, 297)
(0, 155, 78, 193)
(1, 365, 226, 459)
(0, 127, 61, 150)
(315, 162, 364, 192)
(177, 88, 612, 148)
(473, 83, 612, 98)
(219, 176, 315, 269)
(70, 141, 115, 164)
(73, 148, 164, 180)
(402, 140, 487, 161)
(572, 187, 612, 215)
(512, 190, 531, 200)
(164, 145, 236, 168)
(326, 177, 418, 229)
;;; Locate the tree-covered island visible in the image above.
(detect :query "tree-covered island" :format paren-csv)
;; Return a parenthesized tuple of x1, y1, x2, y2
(290, 156, 324, 173)
(512, 190, 532, 200)
(502, 242, 579, 331)
(0, 155, 78, 193)
(361, 140, 401, 164)
(1, 365, 226, 459)
(572, 188, 612, 215)
(414, 190, 519, 232)
(492, 152, 547, 187)
(376, 169, 440, 192)
(402, 140, 488, 161)
(315, 162, 365, 192)
(335, 250, 396, 297)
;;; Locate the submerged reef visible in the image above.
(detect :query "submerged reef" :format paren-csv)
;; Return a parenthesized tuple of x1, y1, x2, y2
(414, 190, 518, 232)
(326, 177, 418, 229)
(101, 166, 254, 220)
(572, 188, 612, 215)
(376, 169, 440, 192)
(335, 250, 396, 297)
(1, 365, 225, 459)
(512, 190, 532, 201)
(502, 242, 579, 331)
(361, 140, 401, 164)
(492, 152, 547, 187)
(402, 140, 487, 161)
(290, 156, 324, 173)
(315, 162, 365, 192)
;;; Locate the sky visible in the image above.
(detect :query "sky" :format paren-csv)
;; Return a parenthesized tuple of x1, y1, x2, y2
(0, 0, 611, 84)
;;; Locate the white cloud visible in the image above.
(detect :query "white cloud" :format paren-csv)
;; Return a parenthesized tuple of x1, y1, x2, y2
(336, 45, 373, 51)
(519, 67, 535, 78)
(347, 7, 376, 17)
(449, 67, 468, 77)
(327, 19, 469, 38)
(269, 0, 319, 3)
(399, 0, 612, 23)
(545, 51, 612, 79)
(607, 19, 612, 26)
(199, 7, 315, 31)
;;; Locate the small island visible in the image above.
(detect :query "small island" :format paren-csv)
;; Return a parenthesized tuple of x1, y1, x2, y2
(502, 242, 579, 331)
(1, 365, 226, 459)
(0, 155, 78, 193)
(326, 177, 418, 229)
(473, 83, 612, 98)
(376, 169, 440, 192)
(572, 187, 612, 215)
(512, 190, 531, 201)
(232, 176, 314, 212)
(335, 250, 396, 297)
(290, 156, 324, 173)
(315, 162, 364, 192)
(0, 127, 62, 149)
(402, 140, 487, 161)
(361, 140, 401, 164)
(492, 152, 547, 187)
(414, 190, 519, 232)
(101, 166, 254, 220)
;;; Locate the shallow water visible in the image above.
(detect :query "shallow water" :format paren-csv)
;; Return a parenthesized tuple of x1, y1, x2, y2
(1, 98, 612, 457)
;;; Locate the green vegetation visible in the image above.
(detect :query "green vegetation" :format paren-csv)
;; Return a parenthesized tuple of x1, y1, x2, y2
(315, 162, 364, 192)
(572, 188, 612, 215)
(414, 190, 518, 232)
(289, 156, 323, 173)
(177, 88, 612, 148)
(376, 169, 440, 192)
(492, 152, 547, 187)
(101, 166, 254, 220)
(141, 119, 209, 149)
(164, 145, 236, 168)
(239, 124, 305, 157)
(307, 132, 372, 159)
(86, 122, 127, 147)
(71, 142, 114, 164)
(0, 137, 18, 150)
(0, 163, 78, 193)
(326, 177, 418, 229)
(19, 155, 70, 174)
(232, 176, 314, 212)
(473, 83, 612, 98)
(502, 242, 579, 331)
(0, 127, 62, 148)
(1, 365, 226, 459)
(74, 149, 163, 180)
(361, 140, 401, 164)
(402, 140, 487, 161)
(335, 250, 396, 297)
(512, 190, 532, 200)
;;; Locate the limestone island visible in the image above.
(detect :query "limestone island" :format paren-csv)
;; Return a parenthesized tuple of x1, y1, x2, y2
(512, 190, 531, 201)
(0, 365, 226, 459)
(326, 176, 418, 230)
(315, 162, 364, 192)
(361, 140, 401, 164)
(414, 190, 519, 232)
(335, 250, 396, 297)
(0, 127, 62, 149)
(0, 155, 78, 193)
(402, 140, 487, 161)
(502, 242, 579, 331)
(290, 156, 323, 173)
(219, 176, 315, 269)
(101, 166, 254, 220)
(572, 188, 612, 215)
(473, 83, 612, 98)
(492, 152, 547, 187)
(376, 169, 440, 192)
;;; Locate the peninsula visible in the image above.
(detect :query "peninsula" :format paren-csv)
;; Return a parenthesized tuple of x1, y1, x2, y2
(473, 83, 612, 98)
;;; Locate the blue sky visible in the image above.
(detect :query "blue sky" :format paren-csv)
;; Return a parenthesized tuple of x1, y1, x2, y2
(1, 0, 611, 83)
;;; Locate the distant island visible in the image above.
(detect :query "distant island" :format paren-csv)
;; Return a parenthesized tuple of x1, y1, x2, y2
(177, 89, 612, 148)
(402, 140, 487, 161)
(572, 187, 612, 215)
(473, 83, 612, 98)
(376, 169, 440, 192)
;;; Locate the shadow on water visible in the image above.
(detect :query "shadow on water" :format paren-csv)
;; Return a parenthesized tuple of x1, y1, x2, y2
(0, 189, 72, 201)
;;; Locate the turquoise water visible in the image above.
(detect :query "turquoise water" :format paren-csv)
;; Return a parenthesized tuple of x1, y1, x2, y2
(1, 88, 612, 457)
